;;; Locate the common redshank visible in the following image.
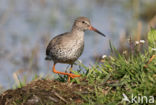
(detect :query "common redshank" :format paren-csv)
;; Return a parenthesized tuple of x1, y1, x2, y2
(45, 17, 106, 82)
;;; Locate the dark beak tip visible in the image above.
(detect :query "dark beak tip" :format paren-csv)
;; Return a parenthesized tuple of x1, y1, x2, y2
(89, 26, 106, 37)
(103, 34, 106, 37)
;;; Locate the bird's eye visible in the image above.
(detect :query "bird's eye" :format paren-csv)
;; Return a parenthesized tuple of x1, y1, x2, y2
(82, 21, 85, 24)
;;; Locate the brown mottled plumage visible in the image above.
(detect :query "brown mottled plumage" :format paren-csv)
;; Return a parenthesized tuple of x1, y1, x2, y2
(45, 17, 106, 82)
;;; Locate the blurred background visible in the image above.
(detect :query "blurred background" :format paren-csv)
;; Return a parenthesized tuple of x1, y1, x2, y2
(0, 0, 156, 90)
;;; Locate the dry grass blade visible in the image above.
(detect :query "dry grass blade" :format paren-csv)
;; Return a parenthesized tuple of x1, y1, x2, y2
(53, 92, 68, 104)
(144, 54, 156, 68)
(48, 96, 58, 103)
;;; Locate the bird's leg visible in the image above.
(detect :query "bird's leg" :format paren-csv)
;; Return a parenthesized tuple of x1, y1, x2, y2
(67, 64, 80, 82)
(52, 63, 70, 75)
(67, 65, 73, 82)
(52, 63, 80, 82)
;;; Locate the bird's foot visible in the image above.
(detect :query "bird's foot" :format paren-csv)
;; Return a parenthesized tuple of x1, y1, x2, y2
(68, 73, 80, 78)
(67, 73, 80, 82)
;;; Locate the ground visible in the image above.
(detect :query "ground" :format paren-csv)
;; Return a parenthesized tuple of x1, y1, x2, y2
(0, 79, 97, 105)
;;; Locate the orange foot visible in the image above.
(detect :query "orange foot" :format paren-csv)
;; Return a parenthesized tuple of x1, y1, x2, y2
(67, 73, 80, 82)
(52, 63, 80, 82)
(68, 73, 80, 78)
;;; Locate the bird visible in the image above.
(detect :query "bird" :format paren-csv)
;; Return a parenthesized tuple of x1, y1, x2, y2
(45, 17, 106, 82)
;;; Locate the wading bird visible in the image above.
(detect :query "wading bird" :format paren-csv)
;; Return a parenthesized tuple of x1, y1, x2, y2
(45, 17, 106, 82)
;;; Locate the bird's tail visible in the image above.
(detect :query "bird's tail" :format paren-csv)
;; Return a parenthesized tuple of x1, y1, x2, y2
(45, 56, 52, 60)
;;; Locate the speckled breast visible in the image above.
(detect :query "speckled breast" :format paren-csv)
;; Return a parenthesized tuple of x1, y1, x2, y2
(50, 40, 84, 64)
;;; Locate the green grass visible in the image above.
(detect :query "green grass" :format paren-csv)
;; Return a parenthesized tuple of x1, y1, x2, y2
(1, 29, 155, 105)
(57, 29, 156, 104)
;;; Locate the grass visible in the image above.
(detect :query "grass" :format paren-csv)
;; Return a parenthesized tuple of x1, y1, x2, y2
(0, 29, 156, 105)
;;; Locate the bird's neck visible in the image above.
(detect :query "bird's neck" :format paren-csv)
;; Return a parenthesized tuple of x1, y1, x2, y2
(71, 27, 84, 39)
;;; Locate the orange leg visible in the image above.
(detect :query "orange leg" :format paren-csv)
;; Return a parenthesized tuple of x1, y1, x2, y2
(53, 63, 80, 82)
(53, 63, 70, 75)
(67, 65, 80, 82)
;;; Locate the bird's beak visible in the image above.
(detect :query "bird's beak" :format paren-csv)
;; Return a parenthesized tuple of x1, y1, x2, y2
(88, 26, 106, 37)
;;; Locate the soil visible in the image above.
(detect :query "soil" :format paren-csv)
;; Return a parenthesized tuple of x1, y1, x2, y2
(0, 79, 93, 105)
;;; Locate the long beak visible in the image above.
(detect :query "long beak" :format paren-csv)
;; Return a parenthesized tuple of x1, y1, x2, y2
(88, 26, 106, 37)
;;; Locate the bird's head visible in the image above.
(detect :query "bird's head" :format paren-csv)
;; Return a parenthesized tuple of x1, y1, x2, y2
(73, 17, 106, 37)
